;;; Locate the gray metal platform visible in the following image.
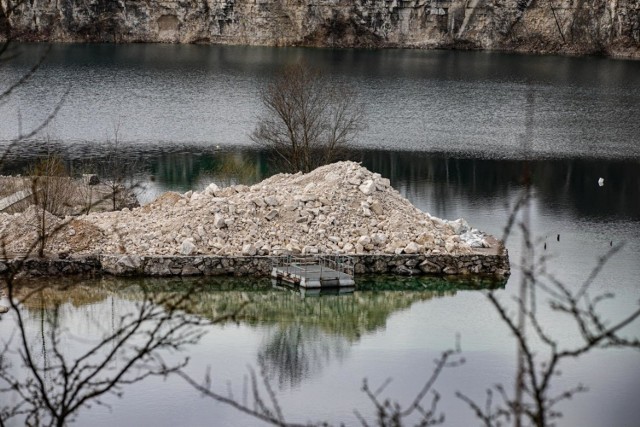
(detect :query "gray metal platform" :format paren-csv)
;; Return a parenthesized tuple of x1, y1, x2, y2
(271, 255, 355, 288)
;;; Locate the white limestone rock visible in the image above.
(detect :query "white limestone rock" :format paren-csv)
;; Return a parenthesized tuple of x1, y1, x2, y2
(302, 245, 319, 255)
(357, 235, 371, 246)
(265, 209, 279, 221)
(447, 218, 470, 235)
(370, 200, 383, 216)
(359, 180, 376, 195)
(180, 239, 196, 255)
(348, 176, 361, 186)
(460, 230, 489, 248)
(213, 213, 226, 228)
(371, 233, 387, 245)
(403, 242, 421, 254)
(242, 244, 257, 256)
(300, 193, 316, 202)
(264, 196, 279, 206)
(204, 183, 219, 196)
(376, 178, 391, 189)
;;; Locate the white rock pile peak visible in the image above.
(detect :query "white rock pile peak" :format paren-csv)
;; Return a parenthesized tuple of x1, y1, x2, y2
(0, 162, 492, 257)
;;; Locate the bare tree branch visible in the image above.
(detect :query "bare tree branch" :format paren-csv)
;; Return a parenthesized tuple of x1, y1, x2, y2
(251, 62, 365, 173)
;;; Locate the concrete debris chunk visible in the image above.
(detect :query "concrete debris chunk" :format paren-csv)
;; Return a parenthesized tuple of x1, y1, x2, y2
(264, 196, 279, 206)
(403, 242, 421, 254)
(242, 244, 257, 256)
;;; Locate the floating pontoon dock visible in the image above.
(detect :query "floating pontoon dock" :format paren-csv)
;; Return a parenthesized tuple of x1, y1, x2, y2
(271, 255, 355, 288)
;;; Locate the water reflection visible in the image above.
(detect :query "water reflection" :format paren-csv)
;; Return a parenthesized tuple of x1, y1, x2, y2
(3, 275, 505, 401)
(257, 276, 505, 389)
(2, 44, 639, 158)
(2, 145, 637, 221)
(359, 150, 640, 221)
(3, 268, 636, 426)
(1, 278, 207, 426)
(258, 324, 350, 389)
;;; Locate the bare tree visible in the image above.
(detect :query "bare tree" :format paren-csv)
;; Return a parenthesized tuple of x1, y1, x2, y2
(0, 31, 212, 427)
(251, 62, 365, 173)
(26, 154, 75, 257)
(1, 1, 69, 259)
(101, 126, 140, 211)
(454, 189, 640, 427)
(353, 344, 464, 427)
(0, 278, 219, 427)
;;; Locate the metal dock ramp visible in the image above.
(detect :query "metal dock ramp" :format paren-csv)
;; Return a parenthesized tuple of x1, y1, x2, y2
(271, 255, 355, 288)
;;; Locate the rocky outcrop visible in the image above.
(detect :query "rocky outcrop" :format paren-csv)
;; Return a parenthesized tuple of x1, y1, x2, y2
(1, 0, 638, 58)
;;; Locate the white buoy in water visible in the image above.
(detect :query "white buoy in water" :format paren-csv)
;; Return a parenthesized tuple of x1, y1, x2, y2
(598, 177, 604, 187)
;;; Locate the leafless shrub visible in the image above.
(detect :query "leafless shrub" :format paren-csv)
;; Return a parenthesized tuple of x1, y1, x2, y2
(354, 343, 465, 427)
(251, 62, 365, 173)
(100, 127, 141, 211)
(455, 189, 640, 427)
(27, 154, 75, 217)
(24, 154, 74, 257)
(0, 280, 214, 426)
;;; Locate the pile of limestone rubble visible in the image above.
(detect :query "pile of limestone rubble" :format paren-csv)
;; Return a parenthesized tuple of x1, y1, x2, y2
(0, 162, 491, 257)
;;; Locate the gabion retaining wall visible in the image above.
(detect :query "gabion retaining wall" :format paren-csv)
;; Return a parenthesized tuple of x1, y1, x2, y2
(1, 250, 509, 279)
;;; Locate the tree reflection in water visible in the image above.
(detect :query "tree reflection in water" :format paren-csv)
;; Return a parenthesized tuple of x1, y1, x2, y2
(256, 277, 504, 390)
(258, 324, 350, 389)
(4, 265, 636, 427)
(0, 278, 224, 426)
(0, 275, 497, 425)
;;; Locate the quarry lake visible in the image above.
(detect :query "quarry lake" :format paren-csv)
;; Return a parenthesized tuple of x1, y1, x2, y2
(0, 44, 639, 426)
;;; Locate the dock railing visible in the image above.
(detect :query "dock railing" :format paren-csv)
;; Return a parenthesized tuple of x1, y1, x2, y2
(317, 254, 355, 278)
(271, 255, 315, 275)
(271, 254, 355, 278)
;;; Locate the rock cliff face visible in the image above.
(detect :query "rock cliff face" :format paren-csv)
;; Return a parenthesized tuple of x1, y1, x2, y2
(1, 0, 638, 57)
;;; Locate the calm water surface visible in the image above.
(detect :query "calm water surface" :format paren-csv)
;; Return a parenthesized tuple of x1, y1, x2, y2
(0, 44, 639, 426)
(1, 44, 640, 158)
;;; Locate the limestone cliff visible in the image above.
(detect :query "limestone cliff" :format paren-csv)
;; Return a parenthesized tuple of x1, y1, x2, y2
(1, 0, 638, 58)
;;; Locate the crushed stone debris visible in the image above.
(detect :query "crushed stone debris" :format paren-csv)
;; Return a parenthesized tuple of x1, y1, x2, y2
(0, 162, 491, 257)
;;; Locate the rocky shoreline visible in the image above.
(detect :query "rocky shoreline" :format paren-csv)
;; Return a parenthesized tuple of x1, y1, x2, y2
(0, 162, 510, 279)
